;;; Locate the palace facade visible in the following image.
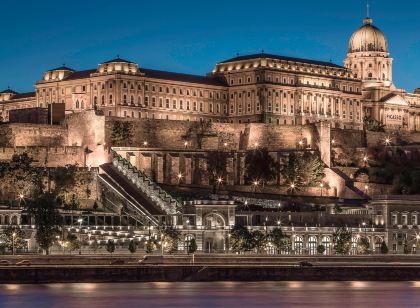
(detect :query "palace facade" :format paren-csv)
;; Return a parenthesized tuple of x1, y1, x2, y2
(1, 16, 419, 131)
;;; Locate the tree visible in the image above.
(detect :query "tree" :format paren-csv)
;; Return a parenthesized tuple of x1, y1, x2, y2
(269, 228, 290, 254)
(0, 225, 26, 253)
(364, 116, 385, 132)
(0, 152, 40, 199)
(66, 233, 81, 253)
(90, 240, 101, 254)
(26, 193, 62, 255)
(281, 152, 325, 188)
(380, 241, 389, 254)
(245, 148, 280, 187)
(187, 238, 198, 254)
(52, 164, 77, 203)
(230, 225, 253, 253)
(145, 240, 155, 254)
(129, 240, 137, 253)
(160, 225, 181, 254)
(356, 237, 370, 255)
(106, 240, 115, 255)
(206, 151, 228, 192)
(251, 230, 268, 253)
(317, 245, 326, 255)
(332, 227, 352, 255)
(110, 120, 134, 146)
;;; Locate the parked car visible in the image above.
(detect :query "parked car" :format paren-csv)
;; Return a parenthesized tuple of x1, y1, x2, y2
(109, 259, 125, 265)
(298, 260, 313, 267)
(138, 255, 164, 265)
(0, 260, 11, 266)
(16, 260, 31, 266)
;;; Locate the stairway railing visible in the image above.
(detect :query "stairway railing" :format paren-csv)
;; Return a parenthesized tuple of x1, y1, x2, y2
(110, 149, 180, 214)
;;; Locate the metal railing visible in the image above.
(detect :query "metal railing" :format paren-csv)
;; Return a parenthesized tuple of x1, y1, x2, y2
(110, 149, 180, 215)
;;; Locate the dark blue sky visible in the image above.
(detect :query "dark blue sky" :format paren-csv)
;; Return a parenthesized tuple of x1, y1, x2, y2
(0, 0, 418, 93)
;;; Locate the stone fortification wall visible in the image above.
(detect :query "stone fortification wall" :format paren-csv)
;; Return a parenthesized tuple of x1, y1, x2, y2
(0, 124, 67, 147)
(105, 117, 320, 151)
(0, 146, 85, 167)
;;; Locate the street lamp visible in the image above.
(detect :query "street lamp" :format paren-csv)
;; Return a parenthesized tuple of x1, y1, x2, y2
(184, 141, 188, 148)
(254, 142, 259, 148)
(363, 155, 368, 166)
(143, 141, 148, 147)
(223, 142, 228, 148)
(252, 180, 259, 193)
(177, 173, 183, 185)
(17, 194, 25, 207)
(319, 183, 324, 197)
(298, 140, 303, 148)
(217, 177, 223, 190)
(384, 138, 391, 146)
(331, 139, 336, 145)
(12, 232, 16, 255)
(77, 218, 83, 255)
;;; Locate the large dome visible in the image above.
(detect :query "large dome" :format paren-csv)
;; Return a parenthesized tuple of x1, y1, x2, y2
(348, 18, 388, 53)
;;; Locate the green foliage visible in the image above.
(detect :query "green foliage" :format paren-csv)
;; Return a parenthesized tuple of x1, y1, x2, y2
(110, 120, 134, 146)
(0, 225, 27, 252)
(230, 225, 254, 253)
(251, 230, 268, 253)
(245, 148, 280, 186)
(128, 240, 137, 253)
(26, 193, 62, 255)
(106, 240, 115, 254)
(66, 233, 81, 252)
(269, 228, 290, 253)
(206, 151, 228, 192)
(281, 152, 325, 187)
(0, 152, 41, 199)
(332, 227, 352, 255)
(90, 240, 101, 254)
(356, 237, 370, 255)
(145, 239, 155, 254)
(160, 225, 181, 254)
(364, 116, 385, 132)
(187, 237, 197, 254)
(380, 241, 389, 254)
(317, 244, 326, 254)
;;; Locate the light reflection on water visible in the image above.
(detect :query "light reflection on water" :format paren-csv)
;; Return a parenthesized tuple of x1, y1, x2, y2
(1, 281, 420, 307)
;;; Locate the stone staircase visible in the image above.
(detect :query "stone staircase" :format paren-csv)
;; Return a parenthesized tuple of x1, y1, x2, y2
(100, 149, 180, 220)
(330, 167, 370, 199)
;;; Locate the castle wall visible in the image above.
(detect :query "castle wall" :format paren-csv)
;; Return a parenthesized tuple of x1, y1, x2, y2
(105, 117, 320, 151)
(0, 124, 68, 147)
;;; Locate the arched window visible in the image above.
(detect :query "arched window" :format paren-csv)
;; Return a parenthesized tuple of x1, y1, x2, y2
(123, 95, 127, 104)
(321, 236, 331, 255)
(81, 101, 84, 109)
(109, 95, 113, 105)
(138, 96, 141, 106)
(101, 95, 105, 105)
(76, 100, 79, 109)
(293, 235, 304, 255)
(131, 96, 134, 105)
(308, 236, 317, 255)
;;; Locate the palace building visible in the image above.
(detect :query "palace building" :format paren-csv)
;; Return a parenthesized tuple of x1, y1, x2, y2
(1, 16, 419, 131)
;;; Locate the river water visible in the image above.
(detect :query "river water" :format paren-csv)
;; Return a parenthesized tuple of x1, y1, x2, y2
(0, 281, 419, 307)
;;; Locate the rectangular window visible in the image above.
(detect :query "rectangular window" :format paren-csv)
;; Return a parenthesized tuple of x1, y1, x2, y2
(180, 100, 183, 110)
(173, 100, 177, 109)
(159, 98, 163, 108)
(166, 98, 170, 108)
(412, 214, 417, 225)
(392, 214, 398, 225)
(186, 101, 190, 110)
(402, 214, 408, 225)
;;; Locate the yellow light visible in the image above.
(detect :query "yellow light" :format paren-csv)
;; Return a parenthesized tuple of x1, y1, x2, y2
(217, 177, 223, 183)
(177, 173, 182, 179)
(254, 142, 259, 147)
(298, 140, 303, 146)
(320, 183, 324, 188)
(143, 141, 148, 146)
(223, 142, 228, 147)
(290, 183, 295, 189)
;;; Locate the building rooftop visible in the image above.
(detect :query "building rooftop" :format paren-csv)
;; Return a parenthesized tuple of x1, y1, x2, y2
(220, 53, 344, 68)
(140, 68, 226, 86)
(11, 92, 36, 100)
(62, 67, 226, 86)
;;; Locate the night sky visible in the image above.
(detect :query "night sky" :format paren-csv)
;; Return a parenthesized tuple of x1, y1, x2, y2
(0, 0, 418, 93)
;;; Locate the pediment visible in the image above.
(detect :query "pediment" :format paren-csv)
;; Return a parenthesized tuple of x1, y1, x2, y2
(380, 93, 408, 106)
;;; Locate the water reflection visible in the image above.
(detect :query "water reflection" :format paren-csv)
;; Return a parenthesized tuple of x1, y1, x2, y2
(0, 281, 419, 307)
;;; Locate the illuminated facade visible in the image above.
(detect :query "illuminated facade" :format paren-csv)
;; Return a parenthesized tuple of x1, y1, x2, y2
(1, 16, 419, 131)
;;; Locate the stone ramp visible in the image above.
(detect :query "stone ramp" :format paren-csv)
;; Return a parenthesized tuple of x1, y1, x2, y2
(99, 163, 163, 216)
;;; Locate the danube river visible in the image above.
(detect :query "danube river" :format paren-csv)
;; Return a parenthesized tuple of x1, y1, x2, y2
(1, 281, 419, 307)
